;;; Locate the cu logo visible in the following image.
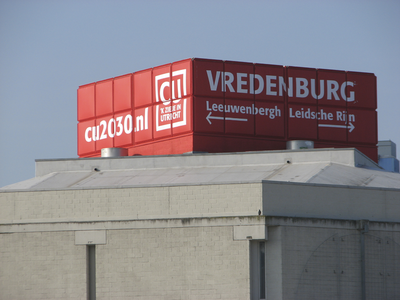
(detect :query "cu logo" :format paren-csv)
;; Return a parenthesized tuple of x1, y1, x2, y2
(155, 69, 187, 104)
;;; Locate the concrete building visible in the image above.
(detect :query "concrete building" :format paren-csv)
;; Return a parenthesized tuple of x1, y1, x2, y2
(1, 147, 400, 300)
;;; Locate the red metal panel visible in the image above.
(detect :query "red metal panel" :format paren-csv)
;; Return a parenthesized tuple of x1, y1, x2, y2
(193, 58, 224, 98)
(77, 58, 378, 162)
(77, 119, 96, 156)
(254, 101, 285, 138)
(134, 106, 153, 143)
(224, 99, 255, 135)
(127, 135, 194, 156)
(254, 64, 285, 102)
(171, 59, 192, 135)
(223, 61, 254, 100)
(193, 97, 225, 133)
(94, 115, 115, 151)
(153, 64, 172, 139)
(133, 68, 152, 108)
(172, 97, 192, 135)
(346, 72, 377, 109)
(317, 106, 347, 142)
(114, 74, 132, 113)
(353, 145, 378, 162)
(288, 104, 318, 140)
(113, 110, 134, 148)
(286, 67, 318, 105)
(192, 135, 287, 153)
(77, 83, 95, 121)
(171, 58, 192, 99)
(95, 79, 113, 117)
(316, 69, 347, 107)
(347, 109, 377, 144)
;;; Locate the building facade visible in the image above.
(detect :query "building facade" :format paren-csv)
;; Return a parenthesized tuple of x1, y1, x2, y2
(1, 148, 400, 299)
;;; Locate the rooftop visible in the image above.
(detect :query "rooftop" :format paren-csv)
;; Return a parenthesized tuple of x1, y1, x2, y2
(2, 148, 400, 192)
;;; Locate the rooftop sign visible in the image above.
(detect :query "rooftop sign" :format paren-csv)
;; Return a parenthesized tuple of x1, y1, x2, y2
(77, 58, 377, 161)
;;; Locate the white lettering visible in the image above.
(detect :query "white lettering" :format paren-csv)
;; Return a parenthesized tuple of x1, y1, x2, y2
(296, 78, 309, 98)
(254, 74, 264, 94)
(85, 127, 92, 142)
(99, 121, 107, 140)
(160, 81, 170, 103)
(116, 116, 123, 136)
(266, 76, 277, 96)
(108, 118, 116, 138)
(327, 80, 340, 100)
(279, 76, 293, 97)
(289, 107, 336, 120)
(204, 101, 281, 120)
(311, 79, 324, 99)
(341, 81, 355, 102)
(205, 70, 356, 102)
(206, 70, 220, 91)
(223, 72, 234, 92)
(124, 114, 132, 134)
(237, 73, 247, 93)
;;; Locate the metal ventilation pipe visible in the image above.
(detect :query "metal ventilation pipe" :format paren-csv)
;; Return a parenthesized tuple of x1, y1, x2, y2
(286, 140, 314, 150)
(101, 148, 128, 157)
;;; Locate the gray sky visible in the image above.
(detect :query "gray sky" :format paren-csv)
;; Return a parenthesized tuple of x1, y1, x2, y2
(1, 0, 399, 187)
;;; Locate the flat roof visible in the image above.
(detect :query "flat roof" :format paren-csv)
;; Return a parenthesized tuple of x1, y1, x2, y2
(2, 148, 400, 191)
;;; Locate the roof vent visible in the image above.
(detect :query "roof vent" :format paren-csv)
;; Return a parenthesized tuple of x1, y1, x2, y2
(101, 148, 128, 158)
(286, 140, 314, 150)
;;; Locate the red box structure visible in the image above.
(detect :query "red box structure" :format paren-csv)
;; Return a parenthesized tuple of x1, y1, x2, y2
(77, 58, 378, 161)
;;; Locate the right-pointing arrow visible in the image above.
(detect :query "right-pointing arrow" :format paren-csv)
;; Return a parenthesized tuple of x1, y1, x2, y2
(318, 122, 355, 132)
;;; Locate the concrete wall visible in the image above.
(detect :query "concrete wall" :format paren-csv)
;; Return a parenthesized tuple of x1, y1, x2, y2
(264, 218, 400, 300)
(262, 181, 400, 222)
(0, 220, 255, 300)
(0, 231, 86, 300)
(0, 183, 262, 224)
(1, 216, 399, 299)
(96, 226, 249, 300)
(1, 180, 400, 299)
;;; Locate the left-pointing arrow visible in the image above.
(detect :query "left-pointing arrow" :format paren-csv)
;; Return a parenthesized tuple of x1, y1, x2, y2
(206, 112, 248, 124)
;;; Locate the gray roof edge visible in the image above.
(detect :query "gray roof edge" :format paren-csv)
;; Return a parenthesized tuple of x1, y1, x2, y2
(34, 148, 378, 177)
(261, 180, 400, 192)
(3, 176, 399, 194)
(352, 148, 381, 169)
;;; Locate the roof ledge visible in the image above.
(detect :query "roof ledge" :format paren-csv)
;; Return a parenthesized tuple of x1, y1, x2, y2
(34, 148, 380, 176)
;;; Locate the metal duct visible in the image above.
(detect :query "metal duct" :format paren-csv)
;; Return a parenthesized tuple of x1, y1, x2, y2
(286, 140, 314, 150)
(101, 148, 128, 157)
